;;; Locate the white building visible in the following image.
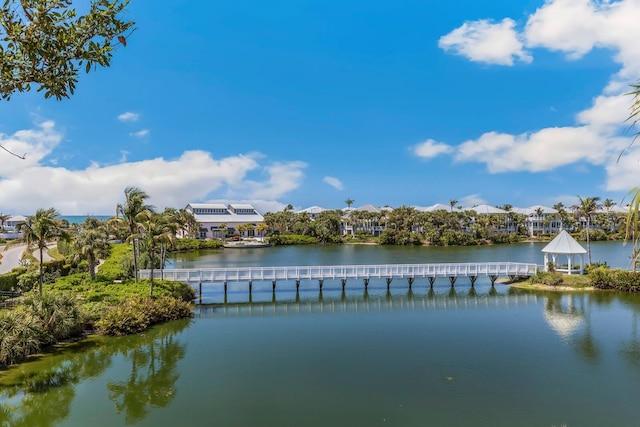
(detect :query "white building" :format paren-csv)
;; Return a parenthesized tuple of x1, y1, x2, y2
(513, 205, 561, 236)
(185, 203, 264, 239)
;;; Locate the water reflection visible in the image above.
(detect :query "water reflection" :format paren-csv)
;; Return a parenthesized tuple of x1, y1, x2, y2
(193, 288, 542, 318)
(0, 320, 189, 427)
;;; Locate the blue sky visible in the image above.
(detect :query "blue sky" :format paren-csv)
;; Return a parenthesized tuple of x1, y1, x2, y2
(1, 0, 639, 215)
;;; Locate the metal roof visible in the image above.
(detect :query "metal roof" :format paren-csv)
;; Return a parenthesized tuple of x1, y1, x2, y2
(542, 230, 586, 254)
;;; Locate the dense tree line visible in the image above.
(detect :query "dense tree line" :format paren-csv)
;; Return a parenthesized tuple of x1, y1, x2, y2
(263, 199, 627, 248)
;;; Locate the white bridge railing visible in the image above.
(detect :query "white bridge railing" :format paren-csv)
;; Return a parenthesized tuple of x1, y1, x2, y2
(140, 262, 539, 283)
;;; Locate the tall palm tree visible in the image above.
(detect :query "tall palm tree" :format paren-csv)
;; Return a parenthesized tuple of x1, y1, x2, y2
(133, 211, 176, 296)
(572, 196, 601, 265)
(72, 221, 110, 280)
(534, 207, 544, 236)
(12, 208, 70, 294)
(449, 199, 458, 213)
(117, 187, 154, 282)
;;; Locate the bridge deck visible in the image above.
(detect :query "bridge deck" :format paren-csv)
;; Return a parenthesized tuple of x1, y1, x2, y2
(141, 262, 539, 284)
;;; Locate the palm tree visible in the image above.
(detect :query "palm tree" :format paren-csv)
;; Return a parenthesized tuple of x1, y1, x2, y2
(72, 221, 110, 280)
(602, 198, 616, 231)
(116, 187, 154, 282)
(553, 202, 566, 230)
(345, 198, 355, 210)
(255, 222, 268, 241)
(534, 207, 544, 236)
(449, 199, 458, 213)
(133, 211, 176, 296)
(572, 196, 601, 265)
(0, 213, 10, 231)
(11, 208, 70, 294)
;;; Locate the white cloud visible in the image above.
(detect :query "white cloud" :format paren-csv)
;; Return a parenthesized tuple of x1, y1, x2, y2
(606, 145, 640, 191)
(455, 127, 615, 173)
(130, 129, 149, 138)
(412, 139, 453, 159)
(438, 18, 531, 65)
(118, 112, 140, 122)
(0, 122, 307, 214)
(437, 0, 640, 192)
(459, 194, 487, 208)
(244, 161, 307, 200)
(323, 176, 344, 190)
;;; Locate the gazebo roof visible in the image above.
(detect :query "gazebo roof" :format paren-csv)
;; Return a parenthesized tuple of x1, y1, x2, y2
(542, 230, 586, 254)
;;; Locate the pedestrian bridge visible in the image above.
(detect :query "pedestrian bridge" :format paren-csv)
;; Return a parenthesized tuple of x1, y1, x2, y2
(141, 262, 539, 290)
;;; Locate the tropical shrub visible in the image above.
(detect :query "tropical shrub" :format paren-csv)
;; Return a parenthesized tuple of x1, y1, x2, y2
(0, 270, 21, 291)
(172, 238, 223, 251)
(0, 310, 42, 368)
(590, 267, 640, 291)
(23, 293, 84, 345)
(529, 271, 563, 286)
(267, 234, 318, 245)
(95, 297, 151, 336)
(95, 296, 192, 336)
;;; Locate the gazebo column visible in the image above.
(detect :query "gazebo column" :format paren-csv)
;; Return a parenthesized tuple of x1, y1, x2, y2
(544, 253, 549, 271)
(567, 255, 573, 275)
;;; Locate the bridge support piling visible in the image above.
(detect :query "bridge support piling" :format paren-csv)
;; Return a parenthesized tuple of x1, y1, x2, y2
(224, 281, 228, 296)
(341, 278, 347, 291)
(407, 277, 415, 289)
(489, 275, 498, 285)
(469, 276, 477, 287)
(509, 275, 516, 282)
(449, 276, 457, 286)
(319, 279, 324, 290)
(363, 278, 370, 289)
(198, 282, 202, 303)
(272, 280, 277, 291)
(296, 280, 300, 291)
(386, 278, 393, 290)
(428, 277, 436, 287)
(249, 281, 253, 295)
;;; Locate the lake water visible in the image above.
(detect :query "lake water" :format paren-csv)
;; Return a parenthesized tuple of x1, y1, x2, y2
(2, 241, 640, 426)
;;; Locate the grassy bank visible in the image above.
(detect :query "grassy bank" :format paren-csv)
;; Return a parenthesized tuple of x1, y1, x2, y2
(0, 243, 195, 369)
(510, 266, 640, 292)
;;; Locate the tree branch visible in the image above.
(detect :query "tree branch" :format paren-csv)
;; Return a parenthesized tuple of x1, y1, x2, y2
(0, 144, 26, 159)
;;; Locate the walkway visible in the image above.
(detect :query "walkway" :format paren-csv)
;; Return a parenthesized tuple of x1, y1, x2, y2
(141, 262, 539, 290)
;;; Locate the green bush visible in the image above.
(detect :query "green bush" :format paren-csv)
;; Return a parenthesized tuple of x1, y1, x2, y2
(529, 271, 563, 286)
(267, 234, 318, 245)
(172, 238, 224, 251)
(23, 293, 84, 345)
(0, 271, 21, 291)
(590, 267, 640, 291)
(0, 309, 42, 368)
(95, 296, 192, 336)
(95, 297, 151, 336)
(97, 243, 132, 280)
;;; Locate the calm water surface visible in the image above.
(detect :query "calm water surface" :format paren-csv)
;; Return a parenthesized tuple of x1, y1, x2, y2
(2, 242, 639, 426)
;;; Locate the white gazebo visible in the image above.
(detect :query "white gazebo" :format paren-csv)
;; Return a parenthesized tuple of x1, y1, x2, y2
(542, 230, 587, 275)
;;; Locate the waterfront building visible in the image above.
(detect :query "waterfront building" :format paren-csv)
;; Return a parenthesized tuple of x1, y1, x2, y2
(185, 203, 264, 239)
(513, 205, 561, 236)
